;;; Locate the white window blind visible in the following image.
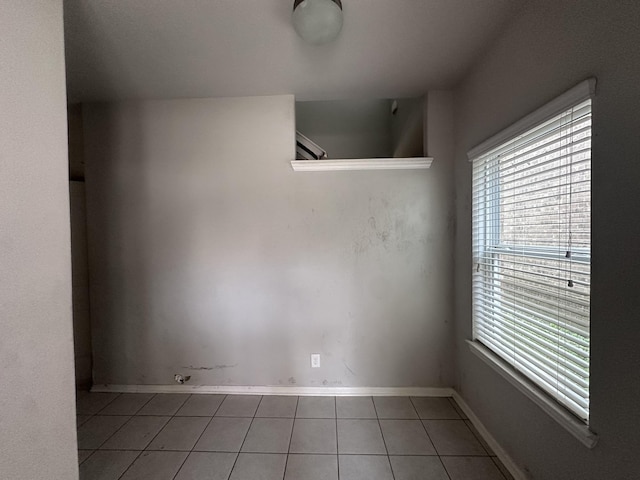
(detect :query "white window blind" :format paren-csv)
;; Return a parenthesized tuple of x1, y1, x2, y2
(470, 80, 593, 422)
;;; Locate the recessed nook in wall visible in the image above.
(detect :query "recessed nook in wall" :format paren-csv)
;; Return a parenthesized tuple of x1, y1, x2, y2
(292, 97, 433, 171)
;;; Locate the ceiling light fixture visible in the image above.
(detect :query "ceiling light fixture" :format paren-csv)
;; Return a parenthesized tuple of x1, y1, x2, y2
(292, 0, 343, 45)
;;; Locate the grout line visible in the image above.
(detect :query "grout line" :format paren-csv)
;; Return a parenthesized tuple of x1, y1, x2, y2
(436, 453, 498, 457)
(407, 396, 423, 420)
(281, 396, 300, 480)
(226, 394, 264, 479)
(96, 392, 158, 416)
(439, 456, 454, 480)
(170, 393, 228, 479)
(113, 394, 193, 480)
(420, 399, 452, 480)
(139, 393, 190, 417)
(422, 418, 471, 422)
(75, 391, 122, 431)
(77, 449, 459, 456)
(411, 397, 440, 457)
(371, 396, 396, 480)
(162, 395, 226, 480)
(81, 392, 499, 480)
(187, 451, 286, 456)
(170, 452, 190, 480)
(78, 449, 96, 467)
(90, 415, 135, 451)
(293, 416, 343, 419)
(133, 393, 158, 415)
(115, 450, 145, 480)
(294, 395, 300, 418)
(420, 419, 442, 457)
(76, 392, 137, 475)
(100, 414, 200, 417)
(252, 394, 263, 418)
(92, 391, 122, 415)
(135, 393, 191, 452)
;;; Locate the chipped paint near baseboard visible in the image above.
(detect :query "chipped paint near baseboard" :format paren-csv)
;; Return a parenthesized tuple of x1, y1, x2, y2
(452, 391, 527, 480)
(91, 384, 455, 397)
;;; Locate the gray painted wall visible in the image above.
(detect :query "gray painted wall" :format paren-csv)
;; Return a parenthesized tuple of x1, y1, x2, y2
(454, 1, 640, 478)
(0, 1, 78, 479)
(68, 104, 85, 180)
(296, 99, 393, 158)
(68, 104, 93, 387)
(70, 181, 92, 387)
(84, 93, 455, 388)
(391, 97, 424, 158)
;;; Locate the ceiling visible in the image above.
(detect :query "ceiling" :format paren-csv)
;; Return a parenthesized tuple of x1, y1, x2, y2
(63, 0, 523, 103)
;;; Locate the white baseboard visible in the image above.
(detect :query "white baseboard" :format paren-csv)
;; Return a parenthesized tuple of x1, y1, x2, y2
(452, 391, 527, 480)
(91, 384, 454, 397)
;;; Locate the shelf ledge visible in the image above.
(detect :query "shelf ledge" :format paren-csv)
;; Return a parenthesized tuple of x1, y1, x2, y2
(290, 157, 433, 172)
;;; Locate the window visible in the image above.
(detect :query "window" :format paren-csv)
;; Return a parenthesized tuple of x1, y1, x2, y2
(470, 80, 594, 423)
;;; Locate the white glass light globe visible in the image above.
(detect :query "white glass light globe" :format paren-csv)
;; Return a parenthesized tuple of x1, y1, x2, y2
(292, 0, 343, 45)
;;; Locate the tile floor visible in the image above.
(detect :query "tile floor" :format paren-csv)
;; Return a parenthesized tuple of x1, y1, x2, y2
(76, 392, 514, 480)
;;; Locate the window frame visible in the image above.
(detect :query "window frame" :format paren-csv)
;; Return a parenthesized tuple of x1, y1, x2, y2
(467, 78, 598, 448)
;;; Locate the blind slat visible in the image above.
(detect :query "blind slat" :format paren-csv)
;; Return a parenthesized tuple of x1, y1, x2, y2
(474, 300, 589, 361)
(476, 330, 590, 407)
(473, 292, 590, 352)
(473, 284, 591, 333)
(475, 321, 589, 391)
(478, 337, 589, 421)
(475, 260, 590, 289)
(477, 331, 589, 411)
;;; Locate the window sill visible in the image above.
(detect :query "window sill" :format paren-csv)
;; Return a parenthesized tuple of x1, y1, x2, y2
(467, 340, 598, 448)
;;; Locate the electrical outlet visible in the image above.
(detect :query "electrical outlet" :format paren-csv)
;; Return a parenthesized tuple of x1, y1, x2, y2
(311, 353, 321, 368)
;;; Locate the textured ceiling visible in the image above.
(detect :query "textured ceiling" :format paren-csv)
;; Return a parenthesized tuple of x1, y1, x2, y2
(63, 0, 523, 103)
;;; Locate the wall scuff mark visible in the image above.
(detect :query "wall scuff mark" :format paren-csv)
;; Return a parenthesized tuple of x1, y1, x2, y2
(182, 364, 238, 371)
(343, 361, 357, 376)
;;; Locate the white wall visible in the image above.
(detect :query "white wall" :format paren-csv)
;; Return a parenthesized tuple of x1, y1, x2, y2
(83, 93, 455, 388)
(0, 1, 78, 479)
(454, 1, 640, 478)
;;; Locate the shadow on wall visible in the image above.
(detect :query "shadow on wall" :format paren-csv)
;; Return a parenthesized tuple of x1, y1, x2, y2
(68, 105, 92, 388)
(84, 104, 154, 385)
